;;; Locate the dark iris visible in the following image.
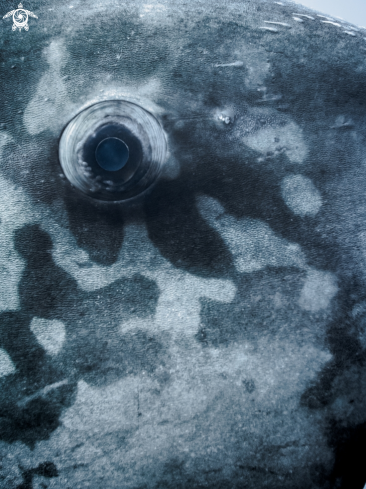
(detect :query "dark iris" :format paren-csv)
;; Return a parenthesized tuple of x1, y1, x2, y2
(95, 137, 130, 172)
(81, 123, 143, 186)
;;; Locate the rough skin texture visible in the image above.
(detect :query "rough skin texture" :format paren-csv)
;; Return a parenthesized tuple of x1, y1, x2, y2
(0, 0, 366, 487)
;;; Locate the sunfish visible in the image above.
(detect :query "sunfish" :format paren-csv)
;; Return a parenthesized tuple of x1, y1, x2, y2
(0, 0, 366, 487)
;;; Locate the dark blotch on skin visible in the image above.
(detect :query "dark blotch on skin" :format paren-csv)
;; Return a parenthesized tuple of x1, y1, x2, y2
(64, 196, 125, 266)
(16, 461, 59, 489)
(242, 379, 255, 394)
(0, 224, 163, 446)
(0, 382, 76, 448)
(300, 277, 366, 488)
(74, 330, 166, 386)
(144, 174, 235, 279)
(301, 278, 365, 410)
(327, 421, 366, 489)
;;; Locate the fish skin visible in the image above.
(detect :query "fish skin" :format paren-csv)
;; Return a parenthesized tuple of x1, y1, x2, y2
(1, 1, 366, 488)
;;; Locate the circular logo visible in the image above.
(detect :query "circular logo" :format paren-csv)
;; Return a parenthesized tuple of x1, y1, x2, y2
(12, 8, 28, 29)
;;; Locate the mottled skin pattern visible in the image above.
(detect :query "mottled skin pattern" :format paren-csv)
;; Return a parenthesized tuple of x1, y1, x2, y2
(0, 0, 366, 487)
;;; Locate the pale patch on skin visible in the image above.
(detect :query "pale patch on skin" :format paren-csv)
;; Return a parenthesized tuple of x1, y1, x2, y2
(30, 318, 66, 356)
(0, 132, 12, 153)
(213, 43, 269, 89)
(0, 227, 23, 311)
(197, 194, 338, 312)
(242, 48, 271, 89)
(44, 39, 68, 69)
(0, 348, 15, 378)
(23, 36, 165, 137)
(32, 475, 50, 488)
(299, 270, 338, 313)
(230, 106, 308, 164)
(197, 194, 307, 272)
(0, 440, 35, 488)
(94, 78, 165, 116)
(23, 39, 73, 135)
(27, 333, 333, 488)
(148, 271, 236, 338)
(281, 174, 322, 217)
(139, 2, 168, 23)
(243, 121, 308, 164)
(159, 151, 181, 179)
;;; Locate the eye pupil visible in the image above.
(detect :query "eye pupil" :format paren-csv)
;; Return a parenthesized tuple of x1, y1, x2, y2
(59, 99, 167, 202)
(95, 137, 129, 172)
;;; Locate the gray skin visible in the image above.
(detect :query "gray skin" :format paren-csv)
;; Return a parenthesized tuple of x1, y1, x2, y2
(0, 0, 366, 487)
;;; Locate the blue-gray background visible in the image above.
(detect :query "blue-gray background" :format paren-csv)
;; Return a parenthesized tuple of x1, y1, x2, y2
(297, 0, 366, 26)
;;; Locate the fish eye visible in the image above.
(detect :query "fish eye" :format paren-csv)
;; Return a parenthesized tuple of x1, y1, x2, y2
(95, 137, 129, 172)
(58, 100, 167, 202)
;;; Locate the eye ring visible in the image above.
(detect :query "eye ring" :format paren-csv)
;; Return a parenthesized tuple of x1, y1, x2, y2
(58, 99, 167, 202)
